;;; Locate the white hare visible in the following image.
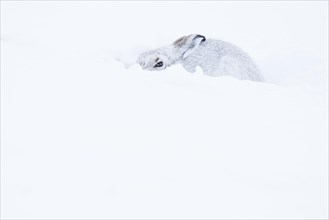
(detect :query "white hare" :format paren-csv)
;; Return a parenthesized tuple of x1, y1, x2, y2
(137, 34, 264, 82)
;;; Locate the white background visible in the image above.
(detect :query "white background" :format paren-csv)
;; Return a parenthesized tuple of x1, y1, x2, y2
(1, 1, 328, 219)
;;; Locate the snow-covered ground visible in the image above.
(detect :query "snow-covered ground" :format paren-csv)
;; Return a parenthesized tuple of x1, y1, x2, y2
(1, 1, 328, 219)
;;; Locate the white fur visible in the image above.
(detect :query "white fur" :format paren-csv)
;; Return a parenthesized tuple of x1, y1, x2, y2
(137, 34, 264, 82)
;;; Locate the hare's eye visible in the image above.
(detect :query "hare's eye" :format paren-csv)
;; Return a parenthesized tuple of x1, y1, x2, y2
(154, 61, 163, 68)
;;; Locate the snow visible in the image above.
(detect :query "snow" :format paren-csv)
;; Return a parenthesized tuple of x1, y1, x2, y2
(1, 1, 328, 219)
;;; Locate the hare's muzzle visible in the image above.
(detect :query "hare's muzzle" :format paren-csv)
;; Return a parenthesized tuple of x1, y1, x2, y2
(138, 60, 146, 69)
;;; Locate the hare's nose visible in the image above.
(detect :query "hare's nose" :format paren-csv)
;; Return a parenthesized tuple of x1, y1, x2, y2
(140, 62, 146, 69)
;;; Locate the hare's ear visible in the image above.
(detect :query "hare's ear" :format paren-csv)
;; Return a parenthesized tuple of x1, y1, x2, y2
(181, 34, 206, 59)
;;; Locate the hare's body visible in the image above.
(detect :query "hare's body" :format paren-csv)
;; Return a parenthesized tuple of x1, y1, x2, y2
(138, 34, 264, 82)
(181, 39, 263, 81)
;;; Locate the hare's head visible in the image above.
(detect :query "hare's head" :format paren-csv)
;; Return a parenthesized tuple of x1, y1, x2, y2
(137, 49, 172, 71)
(137, 34, 206, 71)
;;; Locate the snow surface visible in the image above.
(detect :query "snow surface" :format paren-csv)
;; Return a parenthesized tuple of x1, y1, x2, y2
(1, 1, 328, 219)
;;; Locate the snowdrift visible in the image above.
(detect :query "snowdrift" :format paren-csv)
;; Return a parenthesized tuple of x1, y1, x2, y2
(1, 1, 328, 219)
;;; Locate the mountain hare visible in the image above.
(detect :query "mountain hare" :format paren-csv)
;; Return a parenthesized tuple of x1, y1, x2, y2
(137, 34, 264, 82)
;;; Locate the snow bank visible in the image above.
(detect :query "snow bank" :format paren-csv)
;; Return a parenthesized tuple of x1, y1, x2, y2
(1, 1, 328, 219)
